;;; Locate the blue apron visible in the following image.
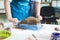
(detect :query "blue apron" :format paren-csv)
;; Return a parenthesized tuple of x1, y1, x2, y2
(10, 0, 41, 30)
(10, 0, 31, 21)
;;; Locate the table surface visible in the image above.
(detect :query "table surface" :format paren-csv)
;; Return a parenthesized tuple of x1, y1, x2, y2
(3, 23, 60, 40)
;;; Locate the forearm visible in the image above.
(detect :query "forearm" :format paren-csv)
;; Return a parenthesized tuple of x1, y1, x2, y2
(35, 2, 42, 20)
(35, 2, 41, 17)
(4, 0, 12, 20)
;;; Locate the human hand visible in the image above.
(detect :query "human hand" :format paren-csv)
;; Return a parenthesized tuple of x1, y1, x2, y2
(36, 16, 42, 20)
(8, 18, 19, 24)
(12, 18, 19, 24)
(36, 16, 42, 23)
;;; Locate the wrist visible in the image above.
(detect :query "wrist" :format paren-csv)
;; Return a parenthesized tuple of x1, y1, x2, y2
(36, 15, 40, 18)
(7, 17, 13, 21)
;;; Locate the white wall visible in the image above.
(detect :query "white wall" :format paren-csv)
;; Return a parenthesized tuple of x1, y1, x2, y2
(0, 0, 4, 9)
(52, 1, 60, 7)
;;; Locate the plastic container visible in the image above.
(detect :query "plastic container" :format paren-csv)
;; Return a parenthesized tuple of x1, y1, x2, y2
(17, 23, 42, 31)
(51, 32, 60, 40)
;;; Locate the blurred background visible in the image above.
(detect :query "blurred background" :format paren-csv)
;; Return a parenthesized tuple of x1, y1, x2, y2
(0, 0, 60, 24)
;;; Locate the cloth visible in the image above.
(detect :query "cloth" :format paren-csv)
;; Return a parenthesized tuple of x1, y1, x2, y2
(9, 0, 41, 30)
(10, 0, 31, 21)
(9, 0, 41, 2)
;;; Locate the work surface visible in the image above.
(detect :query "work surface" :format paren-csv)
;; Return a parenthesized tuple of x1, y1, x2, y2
(4, 23, 60, 40)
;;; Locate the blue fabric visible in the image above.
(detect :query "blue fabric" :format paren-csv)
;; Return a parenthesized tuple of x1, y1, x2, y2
(10, 0, 31, 21)
(10, 0, 41, 30)
(17, 24, 42, 31)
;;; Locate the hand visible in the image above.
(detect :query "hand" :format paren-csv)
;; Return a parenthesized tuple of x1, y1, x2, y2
(36, 16, 42, 23)
(8, 18, 19, 24)
(37, 16, 42, 20)
(12, 18, 19, 24)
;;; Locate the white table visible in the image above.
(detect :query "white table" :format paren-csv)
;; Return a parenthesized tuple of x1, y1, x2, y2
(4, 23, 60, 40)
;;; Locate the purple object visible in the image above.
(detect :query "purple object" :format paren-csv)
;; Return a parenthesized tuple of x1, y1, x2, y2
(51, 32, 60, 40)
